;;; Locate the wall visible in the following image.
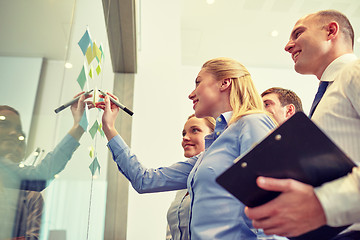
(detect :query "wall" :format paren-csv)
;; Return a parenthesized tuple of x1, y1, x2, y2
(128, 0, 183, 239)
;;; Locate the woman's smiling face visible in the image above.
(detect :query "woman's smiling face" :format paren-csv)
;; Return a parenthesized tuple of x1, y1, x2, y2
(181, 116, 212, 158)
(188, 68, 222, 118)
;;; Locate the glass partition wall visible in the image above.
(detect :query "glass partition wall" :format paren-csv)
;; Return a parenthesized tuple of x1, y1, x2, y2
(0, 0, 128, 239)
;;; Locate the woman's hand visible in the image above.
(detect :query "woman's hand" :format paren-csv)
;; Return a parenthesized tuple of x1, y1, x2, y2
(96, 92, 120, 141)
(69, 92, 94, 140)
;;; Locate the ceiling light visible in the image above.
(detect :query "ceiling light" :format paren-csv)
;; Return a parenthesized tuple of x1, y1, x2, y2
(271, 30, 279, 37)
(206, 0, 215, 4)
(65, 62, 73, 69)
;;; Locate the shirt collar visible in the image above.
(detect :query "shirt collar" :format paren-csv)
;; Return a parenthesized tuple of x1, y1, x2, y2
(220, 111, 233, 125)
(320, 53, 357, 82)
(204, 111, 233, 149)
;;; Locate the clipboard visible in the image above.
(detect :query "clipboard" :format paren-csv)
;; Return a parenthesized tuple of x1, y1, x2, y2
(215, 111, 356, 240)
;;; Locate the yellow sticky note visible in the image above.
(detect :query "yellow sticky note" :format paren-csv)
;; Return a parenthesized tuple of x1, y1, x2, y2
(86, 45, 96, 64)
(89, 66, 93, 79)
(89, 146, 95, 158)
(92, 87, 98, 104)
(93, 42, 102, 63)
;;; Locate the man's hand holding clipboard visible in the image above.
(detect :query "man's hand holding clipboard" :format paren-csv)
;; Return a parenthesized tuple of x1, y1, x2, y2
(216, 112, 356, 240)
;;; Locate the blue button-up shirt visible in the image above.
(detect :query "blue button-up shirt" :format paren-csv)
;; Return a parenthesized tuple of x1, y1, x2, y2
(107, 113, 279, 239)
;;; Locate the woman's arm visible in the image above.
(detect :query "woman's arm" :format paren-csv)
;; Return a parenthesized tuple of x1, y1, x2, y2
(98, 94, 195, 193)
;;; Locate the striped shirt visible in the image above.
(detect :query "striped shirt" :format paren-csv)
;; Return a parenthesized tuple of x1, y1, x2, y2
(312, 54, 360, 228)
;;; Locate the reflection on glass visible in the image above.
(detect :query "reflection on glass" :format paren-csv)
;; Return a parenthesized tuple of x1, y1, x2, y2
(1, 0, 116, 238)
(0, 104, 86, 239)
(0, 106, 44, 239)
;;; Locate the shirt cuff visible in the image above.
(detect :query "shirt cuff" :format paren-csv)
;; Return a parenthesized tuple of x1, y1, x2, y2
(107, 135, 128, 160)
(314, 168, 360, 226)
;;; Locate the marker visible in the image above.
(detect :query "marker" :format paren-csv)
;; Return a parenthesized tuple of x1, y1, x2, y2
(98, 89, 134, 116)
(54, 89, 94, 114)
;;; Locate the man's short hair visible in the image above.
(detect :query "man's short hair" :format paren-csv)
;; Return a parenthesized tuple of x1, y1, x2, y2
(0, 105, 20, 115)
(261, 87, 303, 112)
(315, 10, 354, 49)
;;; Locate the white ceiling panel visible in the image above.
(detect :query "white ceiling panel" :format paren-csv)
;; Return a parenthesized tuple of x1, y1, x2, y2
(181, 0, 360, 68)
(0, 0, 75, 60)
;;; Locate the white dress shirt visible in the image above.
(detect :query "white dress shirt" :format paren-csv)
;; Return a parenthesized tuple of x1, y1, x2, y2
(312, 54, 360, 228)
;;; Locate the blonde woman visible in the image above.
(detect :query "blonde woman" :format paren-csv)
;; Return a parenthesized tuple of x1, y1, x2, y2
(98, 57, 281, 239)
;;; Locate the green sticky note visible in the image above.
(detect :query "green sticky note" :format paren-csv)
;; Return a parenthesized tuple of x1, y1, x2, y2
(96, 64, 101, 75)
(99, 44, 104, 59)
(77, 66, 87, 90)
(98, 123, 105, 137)
(78, 29, 91, 55)
(89, 120, 99, 139)
(89, 66, 93, 79)
(79, 110, 88, 132)
(89, 157, 100, 176)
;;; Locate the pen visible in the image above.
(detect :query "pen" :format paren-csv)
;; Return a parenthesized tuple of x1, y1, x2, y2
(98, 89, 134, 116)
(54, 89, 94, 114)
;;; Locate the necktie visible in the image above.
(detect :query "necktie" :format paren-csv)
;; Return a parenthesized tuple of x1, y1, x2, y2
(309, 81, 329, 118)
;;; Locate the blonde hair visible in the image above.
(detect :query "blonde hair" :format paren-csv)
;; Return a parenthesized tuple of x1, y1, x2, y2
(202, 57, 266, 125)
(187, 114, 216, 132)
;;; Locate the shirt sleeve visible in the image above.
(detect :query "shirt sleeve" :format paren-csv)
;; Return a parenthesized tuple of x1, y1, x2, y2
(315, 167, 360, 226)
(345, 60, 360, 116)
(236, 114, 276, 156)
(32, 134, 79, 178)
(107, 135, 196, 193)
(3, 134, 79, 183)
(21, 134, 79, 180)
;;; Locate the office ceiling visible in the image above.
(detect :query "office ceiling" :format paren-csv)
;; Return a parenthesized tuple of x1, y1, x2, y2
(0, 0, 75, 60)
(1, 0, 360, 69)
(180, 0, 360, 68)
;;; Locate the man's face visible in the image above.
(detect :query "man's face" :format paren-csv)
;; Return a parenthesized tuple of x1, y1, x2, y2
(284, 15, 332, 79)
(0, 110, 26, 163)
(262, 93, 288, 125)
